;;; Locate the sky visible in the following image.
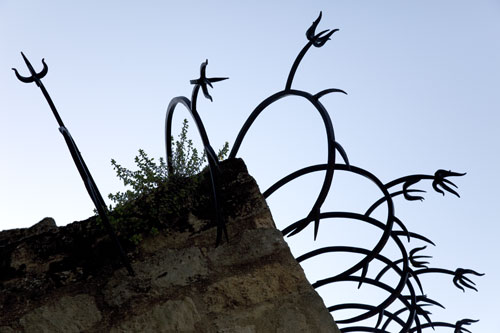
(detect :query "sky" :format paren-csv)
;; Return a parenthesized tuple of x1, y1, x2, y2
(1, 1, 499, 331)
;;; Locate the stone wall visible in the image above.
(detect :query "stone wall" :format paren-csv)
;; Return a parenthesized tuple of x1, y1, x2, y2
(0, 159, 340, 332)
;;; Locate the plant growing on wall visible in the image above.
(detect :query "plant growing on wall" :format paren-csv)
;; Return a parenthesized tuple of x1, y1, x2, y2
(105, 118, 228, 244)
(13, 10, 483, 332)
(163, 12, 484, 333)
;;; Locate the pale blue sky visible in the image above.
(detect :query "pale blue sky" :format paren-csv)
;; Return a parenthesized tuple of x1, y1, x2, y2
(1, 1, 499, 331)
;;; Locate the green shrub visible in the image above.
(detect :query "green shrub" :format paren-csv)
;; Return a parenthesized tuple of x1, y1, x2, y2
(104, 119, 229, 245)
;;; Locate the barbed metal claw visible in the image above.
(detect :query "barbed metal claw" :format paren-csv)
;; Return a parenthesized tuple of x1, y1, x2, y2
(454, 318, 479, 333)
(306, 12, 339, 47)
(14, 12, 482, 331)
(432, 170, 466, 197)
(415, 295, 445, 309)
(190, 59, 228, 102)
(409, 246, 432, 269)
(453, 268, 484, 292)
(403, 177, 425, 201)
(12, 52, 48, 87)
(415, 303, 433, 328)
(403, 295, 444, 328)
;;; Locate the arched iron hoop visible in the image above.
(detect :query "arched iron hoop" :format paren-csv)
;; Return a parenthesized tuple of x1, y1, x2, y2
(297, 243, 416, 329)
(14, 11, 482, 332)
(328, 304, 407, 328)
(160, 12, 482, 332)
(295, 211, 415, 328)
(229, 89, 340, 240)
(269, 164, 395, 282)
(165, 77, 228, 245)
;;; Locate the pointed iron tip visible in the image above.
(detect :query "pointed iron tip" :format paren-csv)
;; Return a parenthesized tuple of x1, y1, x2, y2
(209, 77, 229, 83)
(313, 221, 319, 240)
(200, 59, 208, 73)
(20, 52, 30, 65)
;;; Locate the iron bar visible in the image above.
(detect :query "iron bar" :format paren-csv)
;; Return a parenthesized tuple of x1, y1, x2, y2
(164, 60, 228, 245)
(12, 53, 134, 276)
(14, 11, 482, 332)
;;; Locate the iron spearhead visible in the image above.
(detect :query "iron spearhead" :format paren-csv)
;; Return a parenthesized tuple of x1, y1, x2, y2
(12, 52, 48, 87)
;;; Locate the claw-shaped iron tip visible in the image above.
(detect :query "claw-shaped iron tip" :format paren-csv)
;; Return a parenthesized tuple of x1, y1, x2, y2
(455, 318, 479, 333)
(409, 246, 432, 269)
(453, 268, 484, 292)
(306, 12, 339, 48)
(432, 169, 466, 197)
(12, 52, 48, 87)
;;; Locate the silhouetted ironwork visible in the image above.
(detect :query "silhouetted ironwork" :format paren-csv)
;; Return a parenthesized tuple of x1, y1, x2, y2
(165, 59, 228, 246)
(12, 53, 135, 276)
(14, 11, 482, 332)
(229, 12, 482, 333)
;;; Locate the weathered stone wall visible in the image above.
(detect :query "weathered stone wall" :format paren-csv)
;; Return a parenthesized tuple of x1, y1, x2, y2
(0, 159, 340, 332)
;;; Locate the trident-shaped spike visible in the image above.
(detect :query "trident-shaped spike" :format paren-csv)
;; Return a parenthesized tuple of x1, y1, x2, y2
(12, 52, 65, 127)
(12, 52, 134, 276)
(12, 52, 48, 87)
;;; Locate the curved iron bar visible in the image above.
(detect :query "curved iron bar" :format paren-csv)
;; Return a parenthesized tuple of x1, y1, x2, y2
(381, 305, 425, 332)
(227, 12, 480, 331)
(265, 161, 472, 330)
(286, 11, 340, 91)
(376, 257, 427, 295)
(375, 246, 433, 294)
(14, 12, 482, 332)
(408, 319, 479, 333)
(297, 243, 417, 329)
(340, 327, 393, 333)
(165, 61, 228, 245)
(270, 164, 395, 282)
(229, 90, 341, 240)
(327, 304, 407, 328)
(229, 13, 346, 240)
(365, 189, 426, 217)
(297, 212, 416, 330)
(318, 275, 419, 332)
(263, 163, 335, 198)
(392, 230, 436, 246)
(413, 267, 484, 292)
(271, 162, 475, 330)
(382, 297, 444, 331)
(12, 53, 134, 276)
(385, 171, 466, 197)
(365, 171, 466, 217)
